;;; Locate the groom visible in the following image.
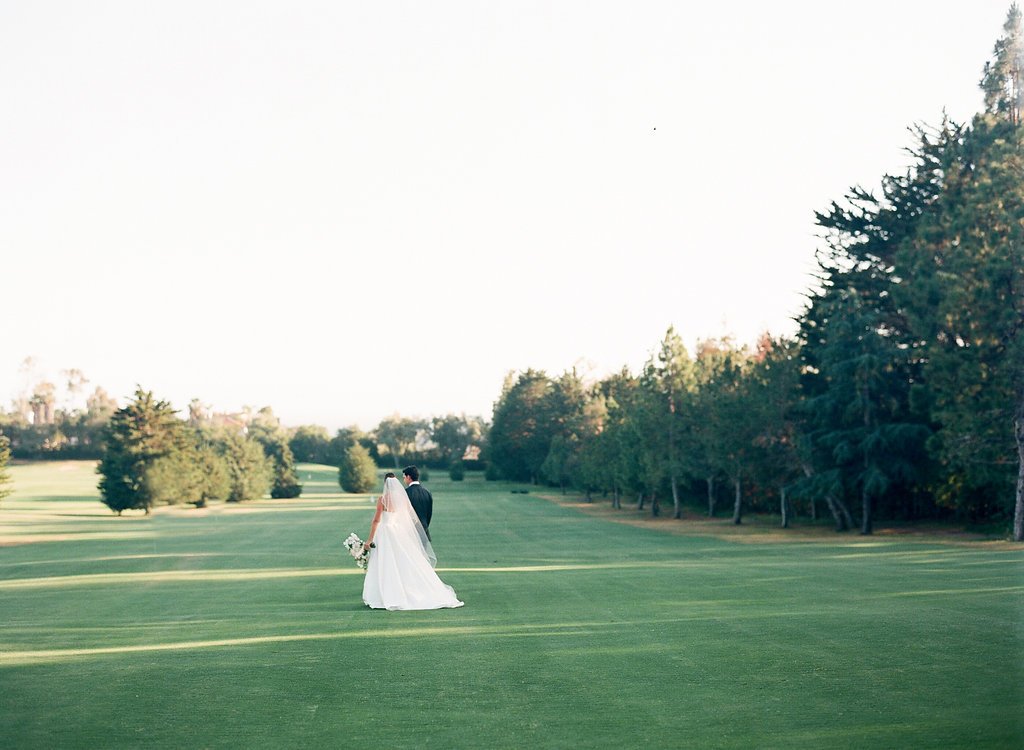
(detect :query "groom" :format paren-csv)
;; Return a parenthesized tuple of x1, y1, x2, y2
(403, 465, 433, 540)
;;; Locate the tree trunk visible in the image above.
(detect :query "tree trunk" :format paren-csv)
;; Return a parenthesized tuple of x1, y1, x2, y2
(612, 487, 621, 510)
(861, 488, 873, 535)
(650, 492, 660, 518)
(671, 474, 681, 519)
(637, 492, 644, 511)
(823, 493, 848, 532)
(585, 488, 592, 503)
(1014, 413, 1023, 542)
(732, 478, 742, 525)
(799, 463, 818, 523)
(706, 477, 715, 516)
(780, 486, 789, 529)
(837, 495, 855, 530)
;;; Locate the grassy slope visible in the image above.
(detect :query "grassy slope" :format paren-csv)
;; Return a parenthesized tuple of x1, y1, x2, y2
(1, 461, 1022, 749)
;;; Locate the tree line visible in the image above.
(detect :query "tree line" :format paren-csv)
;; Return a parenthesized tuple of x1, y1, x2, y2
(286, 414, 485, 494)
(487, 8, 1024, 541)
(95, 389, 301, 515)
(0, 373, 489, 509)
(92, 394, 488, 513)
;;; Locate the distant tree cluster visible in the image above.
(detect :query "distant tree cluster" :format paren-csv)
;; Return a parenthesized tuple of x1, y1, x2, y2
(0, 363, 118, 459)
(96, 389, 300, 515)
(487, 8, 1024, 540)
(286, 413, 488, 493)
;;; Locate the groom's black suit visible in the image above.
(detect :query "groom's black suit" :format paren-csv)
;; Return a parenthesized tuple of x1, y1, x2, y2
(405, 482, 433, 539)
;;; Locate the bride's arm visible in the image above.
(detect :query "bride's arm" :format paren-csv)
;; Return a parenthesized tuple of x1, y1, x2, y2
(366, 496, 384, 546)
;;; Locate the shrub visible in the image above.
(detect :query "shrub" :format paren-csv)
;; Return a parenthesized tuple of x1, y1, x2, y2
(449, 460, 465, 481)
(484, 463, 502, 481)
(339, 444, 378, 493)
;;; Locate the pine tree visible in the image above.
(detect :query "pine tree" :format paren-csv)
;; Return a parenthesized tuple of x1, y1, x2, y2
(802, 287, 930, 534)
(981, 3, 1023, 126)
(645, 327, 695, 519)
(488, 370, 556, 483)
(97, 388, 184, 515)
(194, 440, 231, 507)
(893, 7, 1024, 535)
(748, 335, 805, 527)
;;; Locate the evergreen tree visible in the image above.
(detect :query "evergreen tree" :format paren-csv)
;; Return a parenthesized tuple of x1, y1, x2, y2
(537, 369, 602, 495)
(339, 443, 378, 493)
(540, 434, 575, 493)
(268, 436, 303, 499)
(748, 335, 805, 527)
(97, 388, 183, 515)
(800, 282, 931, 534)
(892, 7, 1024, 535)
(488, 370, 556, 483)
(584, 369, 640, 509)
(194, 439, 231, 507)
(624, 370, 671, 517)
(219, 431, 272, 503)
(646, 328, 695, 519)
(691, 340, 733, 516)
(981, 3, 1023, 126)
(143, 441, 203, 508)
(248, 413, 303, 499)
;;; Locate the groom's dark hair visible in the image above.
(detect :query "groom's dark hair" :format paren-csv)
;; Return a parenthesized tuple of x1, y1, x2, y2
(403, 466, 419, 482)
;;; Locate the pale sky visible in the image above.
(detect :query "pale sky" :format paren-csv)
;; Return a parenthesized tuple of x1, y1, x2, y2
(1, 1, 1013, 430)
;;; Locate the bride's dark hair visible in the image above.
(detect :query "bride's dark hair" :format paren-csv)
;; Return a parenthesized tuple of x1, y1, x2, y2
(384, 472, 396, 479)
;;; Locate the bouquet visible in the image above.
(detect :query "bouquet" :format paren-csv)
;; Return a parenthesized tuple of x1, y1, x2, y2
(343, 532, 375, 570)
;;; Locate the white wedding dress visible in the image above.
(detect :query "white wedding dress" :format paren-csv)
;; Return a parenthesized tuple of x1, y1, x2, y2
(362, 477, 463, 611)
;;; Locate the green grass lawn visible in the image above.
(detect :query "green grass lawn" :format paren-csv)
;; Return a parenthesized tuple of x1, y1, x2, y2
(1, 461, 1022, 749)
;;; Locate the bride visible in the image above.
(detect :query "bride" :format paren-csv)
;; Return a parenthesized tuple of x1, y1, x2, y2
(362, 473, 464, 611)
